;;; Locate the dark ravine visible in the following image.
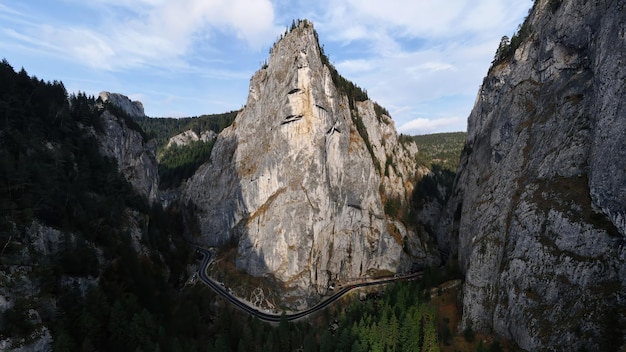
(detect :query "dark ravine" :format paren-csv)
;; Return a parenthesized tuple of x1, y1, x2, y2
(439, 0, 626, 350)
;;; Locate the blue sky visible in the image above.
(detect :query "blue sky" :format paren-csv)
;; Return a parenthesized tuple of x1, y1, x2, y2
(0, 0, 532, 135)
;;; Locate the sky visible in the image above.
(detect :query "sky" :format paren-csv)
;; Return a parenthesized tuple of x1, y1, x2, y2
(0, 0, 532, 135)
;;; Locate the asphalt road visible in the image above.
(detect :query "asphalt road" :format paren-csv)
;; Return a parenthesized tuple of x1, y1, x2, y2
(195, 248, 423, 322)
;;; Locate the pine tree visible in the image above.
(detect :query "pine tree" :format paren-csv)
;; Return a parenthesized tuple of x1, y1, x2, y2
(493, 35, 511, 64)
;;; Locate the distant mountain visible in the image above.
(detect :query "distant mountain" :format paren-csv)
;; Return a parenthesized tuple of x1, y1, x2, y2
(99, 91, 145, 118)
(133, 111, 237, 151)
(408, 132, 466, 171)
(130, 112, 237, 189)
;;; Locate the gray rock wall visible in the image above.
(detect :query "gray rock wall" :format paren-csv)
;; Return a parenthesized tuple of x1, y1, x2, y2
(444, 0, 626, 349)
(183, 21, 437, 309)
(96, 110, 159, 204)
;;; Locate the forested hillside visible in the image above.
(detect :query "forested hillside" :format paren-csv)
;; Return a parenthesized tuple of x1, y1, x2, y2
(407, 132, 466, 171)
(132, 112, 237, 189)
(0, 59, 207, 350)
(135, 111, 238, 151)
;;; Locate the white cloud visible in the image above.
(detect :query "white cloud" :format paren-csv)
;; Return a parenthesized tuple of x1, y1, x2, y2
(1, 0, 533, 131)
(335, 59, 375, 73)
(399, 116, 466, 135)
(308, 0, 532, 133)
(1, 0, 280, 71)
(320, 0, 531, 40)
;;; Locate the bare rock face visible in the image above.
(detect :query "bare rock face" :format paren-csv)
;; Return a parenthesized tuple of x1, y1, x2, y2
(166, 129, 217, 149)
(443, 0, 626, 349)
(96, 110, 159, 204)
(183, 21, 436, 308)
(98, 91, 145, 118)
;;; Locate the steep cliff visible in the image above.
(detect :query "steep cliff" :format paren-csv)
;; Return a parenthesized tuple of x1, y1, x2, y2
(183, 21, 437, 308)
(443, 0, 626, 349)
(94, 97, 160, 204)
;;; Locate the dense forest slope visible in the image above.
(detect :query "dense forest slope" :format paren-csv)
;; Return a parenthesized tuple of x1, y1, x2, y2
(409, 132, 466, 172)
(0, 60, 216, 351)
(441, 0, 626, 350)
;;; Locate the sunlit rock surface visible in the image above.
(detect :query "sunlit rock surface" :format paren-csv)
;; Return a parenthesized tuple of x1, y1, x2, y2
(183, 21, 438, 309)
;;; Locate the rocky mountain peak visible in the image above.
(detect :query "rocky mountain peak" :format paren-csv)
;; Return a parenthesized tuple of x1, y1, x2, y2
(99, 91, 145, 118)
(183, 19, 436, 309)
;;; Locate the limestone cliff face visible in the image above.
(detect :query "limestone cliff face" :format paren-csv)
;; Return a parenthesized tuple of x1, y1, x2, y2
(95, 109, 159, 204)
(183, 21, 436, 308)
(444, 0, 626, 349)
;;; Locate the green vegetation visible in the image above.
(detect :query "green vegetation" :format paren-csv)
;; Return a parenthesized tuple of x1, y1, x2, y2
(105, 100, 150, 141)
(549, 0, 563, 13)
(351, 109, 381, 174)
(0, 61, 142, 236)
(133, 109, 237, 189)
(316, 37, 382, 173)
(158, 139, 216, 189)
(313, 24, 392, 174)
(324, 280, 440, 352)
(491, 2, 537, 66)
(374, 102, 391, 124)
(463, 325, 476, 343)
(1, 298, 35, 341)
(202, 274, 445, 352)
(273, 19, 393, 176)
(0, 59, 200, 350)
(414, 165, 456, 205)
(384, 195, 403, 219)
(135, 111, 237, 151)
(402, 133, 464, 240)
(408, 132, 467, 172)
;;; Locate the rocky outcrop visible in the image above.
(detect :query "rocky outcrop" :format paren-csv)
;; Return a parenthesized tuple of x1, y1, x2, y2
(166, 129, 217, 149)
(442, 0, 626, 349)
(96, 110, 159, 204)
(0, 223, 62, 352)
(183, 21, 436, 308)
(98, 92, 145, 118)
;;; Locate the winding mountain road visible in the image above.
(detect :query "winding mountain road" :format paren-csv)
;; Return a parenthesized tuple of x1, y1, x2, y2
(195, 248, 423, 322)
